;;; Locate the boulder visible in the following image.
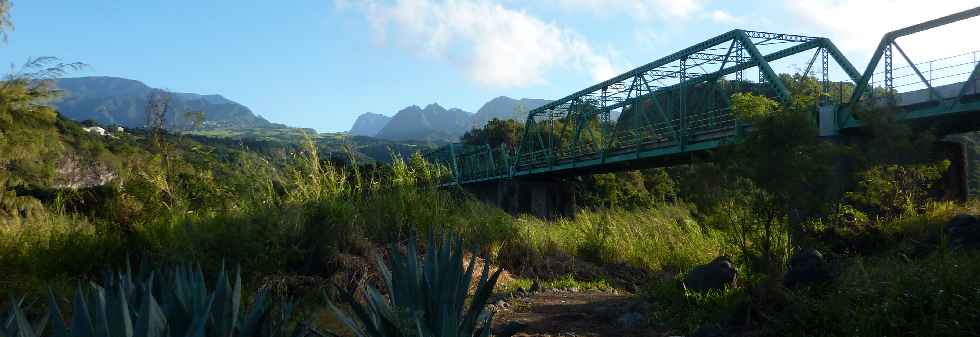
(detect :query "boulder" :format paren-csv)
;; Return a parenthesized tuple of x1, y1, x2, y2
(683, 256, 737, 292)
(783, 248, 830, 288)
(944, 214, 980, 249)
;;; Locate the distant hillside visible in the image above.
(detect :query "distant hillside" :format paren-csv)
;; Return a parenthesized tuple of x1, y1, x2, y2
(470, 96, 551, 129)
(349, 112, 391, 137)
(52, 76, 278, 129)
(375, 103, 473, 142)
(356, 96, 550, 142)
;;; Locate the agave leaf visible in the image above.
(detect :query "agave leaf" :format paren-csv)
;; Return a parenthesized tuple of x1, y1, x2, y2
(323, 297, 368, 337)
(47, 290, 69, 337)
(458, 267, 501, 337)
(230, 266, 242, 336)
(404, 233, 421, 311)
(133, 282, 166, 337)
(106, 285, 134, 337)
(90, 285, 111, 337)
(363, 287, 404, 331)
(181, 292, 214, 337)
(331, 286, 385, 337)
(239, 290, 271, 337)
(71, 285, 95, 337)
(11, 300, 36, 337)
(211, 264, 235, 337)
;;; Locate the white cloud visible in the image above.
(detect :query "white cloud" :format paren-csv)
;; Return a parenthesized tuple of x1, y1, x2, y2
(708, 10, 740, 24)
(553, 0, 707, 22)
(340, 0, 618, 87)
(787, 0, 980, 64)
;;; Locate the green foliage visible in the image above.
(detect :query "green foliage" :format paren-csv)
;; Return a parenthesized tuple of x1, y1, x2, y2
(327, 232, 500, 337)
(773, 251, 980, 337)
(645, 277, 747, 334)
(846, 162, 949, 219)
(460, 118, 523, 149)
(0, 0, 10, 43)
(713, 92, 839, 277)
(1, 262, 308, 337)
(541, 275, 613, 291)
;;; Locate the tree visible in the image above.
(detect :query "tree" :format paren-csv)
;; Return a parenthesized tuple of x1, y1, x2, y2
(460, 118, 523, 148)
(184, 110, 205, 130)
(717, 91, 839, 280)
(0, 58, 85, 187)
(145, 89, 171, 130)
(0, 0, 12, 43)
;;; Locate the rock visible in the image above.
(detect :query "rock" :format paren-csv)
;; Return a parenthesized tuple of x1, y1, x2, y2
(495, 320, 528, 337)
(683, 256, 737, 292)
(616, 312, 645, 329)
(783, 248, 830, 288)
(944, 214, 980, 248)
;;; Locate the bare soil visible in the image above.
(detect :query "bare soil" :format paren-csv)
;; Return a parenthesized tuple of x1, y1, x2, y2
(490, 289, 669, 337)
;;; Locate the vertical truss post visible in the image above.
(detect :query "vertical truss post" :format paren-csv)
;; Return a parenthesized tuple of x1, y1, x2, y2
(735, 42, 744, 83)
(884, 43, 894, 92)
(680, 57, 687, 149)
(449, 143, 460, 184)
(487, 144, 496, 177)
(822, 48, 830, 104)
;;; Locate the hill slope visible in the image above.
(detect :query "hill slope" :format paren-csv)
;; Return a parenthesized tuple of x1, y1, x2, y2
(53, 76, 277, 129)
(470, 96, 551, 129)
(349, 112, 392, 137)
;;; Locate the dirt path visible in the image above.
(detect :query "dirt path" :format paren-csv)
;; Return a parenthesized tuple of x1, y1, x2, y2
(490, 288, 667, 337)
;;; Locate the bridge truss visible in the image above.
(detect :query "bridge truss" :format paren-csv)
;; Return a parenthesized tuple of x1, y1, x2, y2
(427, 6, 980, 186)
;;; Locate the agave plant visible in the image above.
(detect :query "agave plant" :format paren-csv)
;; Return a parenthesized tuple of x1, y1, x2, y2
(1, 262, 310, 337)
(326, 231, 501, 337)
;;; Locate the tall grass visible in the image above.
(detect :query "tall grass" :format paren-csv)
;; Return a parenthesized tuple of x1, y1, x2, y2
(0, 137, 519, 294)
(513, 204, 726, 272)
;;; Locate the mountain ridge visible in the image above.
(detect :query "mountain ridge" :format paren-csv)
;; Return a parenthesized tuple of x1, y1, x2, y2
(52, 76, 280, 130)
(351, 96, 552, 142)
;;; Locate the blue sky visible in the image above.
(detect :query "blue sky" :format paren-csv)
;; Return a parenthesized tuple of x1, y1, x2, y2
(2, 0, 978, 132)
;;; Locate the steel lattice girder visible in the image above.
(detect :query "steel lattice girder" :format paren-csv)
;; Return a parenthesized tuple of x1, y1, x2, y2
(838, 5, 980, 129)
(430, 7, 980, 186)
(509, 29, 860, 180)
(432, 29, 863, 185)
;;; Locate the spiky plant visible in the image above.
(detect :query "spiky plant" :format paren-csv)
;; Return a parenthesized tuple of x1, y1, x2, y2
(326, 232, 501, 337)
(0, 262, 310, 337)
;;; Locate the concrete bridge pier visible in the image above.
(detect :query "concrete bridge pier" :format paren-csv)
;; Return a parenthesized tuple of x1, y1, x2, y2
(936, 140, 968, 202)
(462, 178, 576, 219)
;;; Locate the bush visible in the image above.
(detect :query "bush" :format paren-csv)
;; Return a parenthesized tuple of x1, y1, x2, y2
(645, 276, 747, 334)
(773, 251, 980, 337)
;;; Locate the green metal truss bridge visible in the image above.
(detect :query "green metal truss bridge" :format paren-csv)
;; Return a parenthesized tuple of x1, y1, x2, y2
(426, 6, 980, 186)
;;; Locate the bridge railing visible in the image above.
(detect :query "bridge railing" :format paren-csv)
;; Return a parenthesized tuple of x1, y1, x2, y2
(837, 6, 980, 129)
